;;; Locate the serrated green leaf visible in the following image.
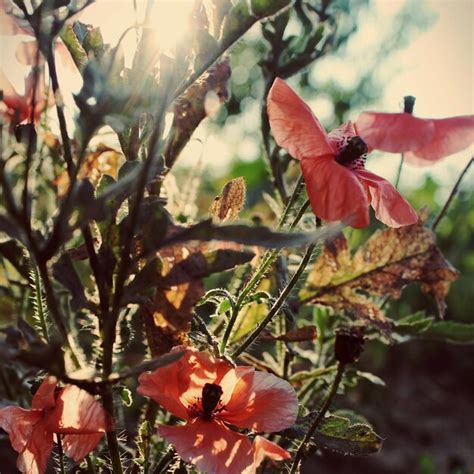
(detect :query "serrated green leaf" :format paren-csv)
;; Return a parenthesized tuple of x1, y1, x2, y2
(314, 414, 383, 455)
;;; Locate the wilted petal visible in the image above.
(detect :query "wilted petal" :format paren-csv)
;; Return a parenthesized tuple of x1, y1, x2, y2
(16, 420, 54, 474)
(159, 418, 255, 474)
(138, 346, 231, 420)
(301, 156, 370, 228)
(31, 377, 57, 410)
(61, 433, 104, 462)
(219, 369, 298, 432)
(44, 384, 109, 434)
(0, 406, 43, 453)
(355, 169, 418, 227)
(251, 436, 290, 470)
(267, 78, 333, 160)
(405, 115, 474, 164)
(356, 112, 435, 153)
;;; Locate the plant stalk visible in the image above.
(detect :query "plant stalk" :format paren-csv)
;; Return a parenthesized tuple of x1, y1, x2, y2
(290, 363, 345, 473)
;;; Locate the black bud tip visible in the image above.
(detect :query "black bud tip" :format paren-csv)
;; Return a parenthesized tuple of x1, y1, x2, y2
(403, 95, 416, 114)
(334, 327, 365, 365)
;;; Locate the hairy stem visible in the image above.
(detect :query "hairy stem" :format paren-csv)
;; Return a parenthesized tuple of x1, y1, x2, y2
(56, 434, 66, 474)
(102, 385, 124, 474)
(232, 243, 315, 358)
(219, 180, 307, 354)
(290, 363, 345, 473)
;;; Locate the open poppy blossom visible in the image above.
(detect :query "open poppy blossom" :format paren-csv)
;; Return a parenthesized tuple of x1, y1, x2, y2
(0, 376, 110, 474)
(267, 78, 418, 228)
(356, 110, 474, 166)
(138, 346, 298, 474)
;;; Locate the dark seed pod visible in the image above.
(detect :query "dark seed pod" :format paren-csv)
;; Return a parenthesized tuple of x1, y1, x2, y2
(334, 327, 365, 365)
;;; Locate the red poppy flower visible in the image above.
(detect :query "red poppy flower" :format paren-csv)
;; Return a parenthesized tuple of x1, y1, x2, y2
(356, 111, 474, 166)
(0, 377, 110, 474)
(138, 346, 298, 474)
(267, 78, 418, 228)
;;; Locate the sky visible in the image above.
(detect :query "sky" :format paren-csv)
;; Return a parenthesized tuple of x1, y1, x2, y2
(1, 0, 473, 197)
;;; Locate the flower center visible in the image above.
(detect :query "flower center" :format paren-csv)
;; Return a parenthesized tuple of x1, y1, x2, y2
(189, 383, 225, 421)
(335, 136, 368, 170)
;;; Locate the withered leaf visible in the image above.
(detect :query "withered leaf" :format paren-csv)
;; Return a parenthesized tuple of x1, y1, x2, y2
(55, 144, 123, 197)
(164, 59, 231, 169)
(261, 325, 318, 342)
(139, 245, 253, 356)
(301, 223, 458, 332)
(209, 177, 246, 222)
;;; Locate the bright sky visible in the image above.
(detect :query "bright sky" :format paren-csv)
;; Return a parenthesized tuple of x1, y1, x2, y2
(1, 0, 473, 196)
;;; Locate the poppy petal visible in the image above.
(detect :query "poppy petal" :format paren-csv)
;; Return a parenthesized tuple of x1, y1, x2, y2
(355, 169, 418, 227)
(405, 115, 474, 164)
(0, 406, 43, 453)
(45, 384, 110, 434)
(267, 78, 333, 160)
(138, 346, 231, 420)
(61, 433, 104, 462)
(159, 419, 256, 474)
(252, 436, 290, 469)
(301, 156, 370, 228)
(327, 121, 358, 153)
(31, 377, 57, 410)
(16, 420, 54, 474)
(219, 369, 298, 432)
(356, 112, 435, 153)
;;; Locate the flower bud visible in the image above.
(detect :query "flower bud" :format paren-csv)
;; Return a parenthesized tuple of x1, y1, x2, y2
(334, 327, 365, 365)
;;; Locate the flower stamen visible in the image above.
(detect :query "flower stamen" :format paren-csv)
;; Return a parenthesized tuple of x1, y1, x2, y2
(335, 136, 368, 170)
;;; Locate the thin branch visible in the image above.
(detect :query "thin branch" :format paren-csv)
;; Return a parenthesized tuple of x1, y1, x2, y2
(431, 157, 473, 232)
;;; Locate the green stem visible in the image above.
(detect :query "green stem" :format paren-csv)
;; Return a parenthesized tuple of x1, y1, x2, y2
(219, 184, 308, 354)
(431, 156, 473, 231)
(394, 153, 404, 189)
(290, 363, 345, 473)
(232, 243, 315, 358)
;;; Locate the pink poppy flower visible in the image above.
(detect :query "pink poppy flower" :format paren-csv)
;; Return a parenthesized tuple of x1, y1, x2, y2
(267, 78, 418, 228)
(138, 346, 298, 474)
(356, 111, 474, 166)
(0, 377, 110, 474)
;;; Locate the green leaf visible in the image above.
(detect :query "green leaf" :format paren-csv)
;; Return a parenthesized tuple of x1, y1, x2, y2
(60, 24, 88, 71)
(290, 365, 338, 383)
(120, 387, 133, 407)
(314, 414, 383, 455)
(356, 370, 386, 386)
(423, 321, 474, 345)
(0, 240, 29, 279)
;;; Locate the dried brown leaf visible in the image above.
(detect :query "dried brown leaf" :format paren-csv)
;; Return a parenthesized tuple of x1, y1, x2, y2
(262, 325, 318, 342)
(209, 177, 246, 222)
(302, 222, 458, 331)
